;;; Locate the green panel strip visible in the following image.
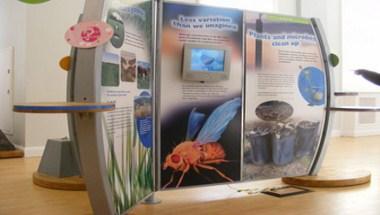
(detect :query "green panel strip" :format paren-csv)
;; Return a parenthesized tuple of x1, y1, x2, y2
(18, 0, 50, 4)
(266, 14, 311, 24)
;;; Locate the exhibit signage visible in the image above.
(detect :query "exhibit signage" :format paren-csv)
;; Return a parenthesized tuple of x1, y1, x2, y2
(243, 12, 327, 180)
(100, 1, 154, 213)
(159, 2, 244, 188)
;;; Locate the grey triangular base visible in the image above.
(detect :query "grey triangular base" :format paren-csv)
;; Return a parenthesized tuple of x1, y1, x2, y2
(0, 130, 16, 151)
(38, 138, 80, 178)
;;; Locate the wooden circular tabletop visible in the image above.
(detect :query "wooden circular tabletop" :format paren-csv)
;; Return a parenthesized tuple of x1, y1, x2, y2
(33, 172, 86, 191)
(0, 149, 24, 159)
(282, 169, 371, 187)
(13, 102, 115, 113)
(329, 106, 380, 112)
(334, 92, 359, 96)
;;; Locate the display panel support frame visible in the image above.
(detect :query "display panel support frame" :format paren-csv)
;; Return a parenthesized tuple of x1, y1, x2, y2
(308, 18, 335, 175)
(68, 0, 115, 214)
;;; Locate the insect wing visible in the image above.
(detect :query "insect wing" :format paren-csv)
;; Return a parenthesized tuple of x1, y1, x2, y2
(186, 108, 206, 140)
(196, 98, 241, 144)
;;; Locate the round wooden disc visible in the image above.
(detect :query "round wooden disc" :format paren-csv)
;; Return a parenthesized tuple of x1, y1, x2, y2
(59, 56, 71, 71)
(33, 172, 86, 191)
(282, 169, 371, 187)
(0, 149, 24, 159)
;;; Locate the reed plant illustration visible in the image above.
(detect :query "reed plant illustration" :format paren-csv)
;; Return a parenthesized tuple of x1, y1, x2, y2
(103, 115, 153, 214)
(101, 2, 154, 213)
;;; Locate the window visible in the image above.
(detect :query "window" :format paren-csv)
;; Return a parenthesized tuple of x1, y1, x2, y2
(199, 0, 277, 13)
(342, 0, 380, 92)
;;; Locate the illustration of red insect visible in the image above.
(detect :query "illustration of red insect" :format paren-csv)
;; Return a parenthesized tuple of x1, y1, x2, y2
(163, 98, 241, 188)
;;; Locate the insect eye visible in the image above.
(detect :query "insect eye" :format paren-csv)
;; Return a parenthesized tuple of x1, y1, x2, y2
(171, 154, 181, 163)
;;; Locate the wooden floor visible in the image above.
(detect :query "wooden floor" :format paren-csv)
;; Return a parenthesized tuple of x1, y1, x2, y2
(1, 136, 380, 215)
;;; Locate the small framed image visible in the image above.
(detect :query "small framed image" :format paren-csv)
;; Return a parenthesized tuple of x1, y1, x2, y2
(261, 186, 312, 198)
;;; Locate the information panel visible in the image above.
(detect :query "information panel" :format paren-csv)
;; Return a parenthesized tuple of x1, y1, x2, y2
(100, 1, 153, 213)
(244, 12, 327, 180)
(159, 2, 243, 189)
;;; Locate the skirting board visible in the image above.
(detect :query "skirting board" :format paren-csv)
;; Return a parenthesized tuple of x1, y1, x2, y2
(340, 129, 380, 137)
(330, 129, 380, 137)
(330, 129, 341, 137)
(13, 129, 378, 157)
(15, 145, 44, 157)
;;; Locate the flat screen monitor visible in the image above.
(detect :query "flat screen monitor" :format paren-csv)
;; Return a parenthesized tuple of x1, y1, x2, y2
(182, 44, 231, 82)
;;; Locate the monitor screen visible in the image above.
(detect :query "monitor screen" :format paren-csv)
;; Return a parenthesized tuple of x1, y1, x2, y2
(182, 44, 231, 82)
(190, 48, 225, 72)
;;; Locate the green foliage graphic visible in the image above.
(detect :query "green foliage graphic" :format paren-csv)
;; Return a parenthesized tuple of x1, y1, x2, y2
(19, 0, 50, 4)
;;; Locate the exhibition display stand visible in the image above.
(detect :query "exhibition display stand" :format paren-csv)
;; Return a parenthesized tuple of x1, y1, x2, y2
(13, 0, 372, 214)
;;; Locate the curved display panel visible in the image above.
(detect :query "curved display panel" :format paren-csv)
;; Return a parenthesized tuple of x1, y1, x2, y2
(100, 0, 155, 214)
(71, 0, 155, 214)
(244, 12, 329, 180)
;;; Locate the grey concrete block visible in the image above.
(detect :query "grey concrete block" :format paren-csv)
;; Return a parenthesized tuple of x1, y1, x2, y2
(38, 138, 80, 178)
(0, 130, 15, 151)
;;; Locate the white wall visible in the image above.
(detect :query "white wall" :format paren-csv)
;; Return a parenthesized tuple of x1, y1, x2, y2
(336, 93, 380, 136)
(0, 47, 14, 135)
(24, 0, 85, 152)
(276, 0, 297, 15)
(178, 0, 199, 3)
(300, 0, 343, 134)
(199, 0, 297, 15)
(0, 0, 84, 154)
(200, 0, 277, 12)
(341, 0, 380, 92)
(0, 0, 27, 148)
(300, 0, 342, 91)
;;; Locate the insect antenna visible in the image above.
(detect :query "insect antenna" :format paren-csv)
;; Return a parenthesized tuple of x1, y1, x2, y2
(170, 140, 177, 148)
(225, 159, 239, 163)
